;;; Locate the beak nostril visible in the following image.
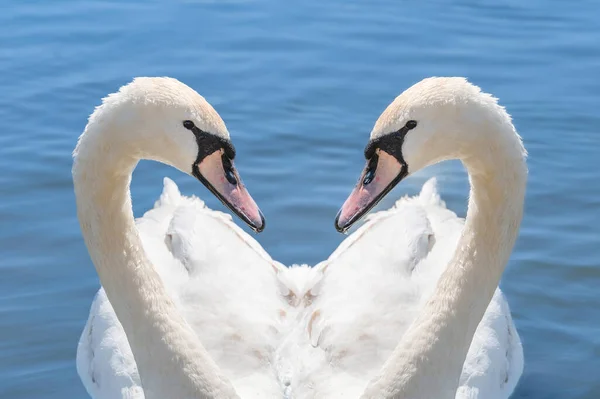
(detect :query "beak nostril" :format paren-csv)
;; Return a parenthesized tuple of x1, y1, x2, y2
(224, 167, 237, 185)
(225, 169, 237, 186)
(221, 153, 238, 185)
(363, 154, 379, 186)
(363, 168, 375, 185)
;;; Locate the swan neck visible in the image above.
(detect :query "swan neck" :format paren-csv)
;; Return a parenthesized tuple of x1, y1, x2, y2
(73, 126, 238, 398)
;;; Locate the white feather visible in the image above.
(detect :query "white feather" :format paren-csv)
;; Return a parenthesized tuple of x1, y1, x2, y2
(78, 178, 522, 399)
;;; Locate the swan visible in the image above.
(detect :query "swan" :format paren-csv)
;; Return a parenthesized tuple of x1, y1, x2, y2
(76, 76, 525, 399)
(73, 77, 292, 399)
(330, 77, 527, 398)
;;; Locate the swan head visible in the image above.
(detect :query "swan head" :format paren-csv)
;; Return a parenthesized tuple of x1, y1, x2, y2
(335, 77, 524, 232)
(78, 77, 265, 232)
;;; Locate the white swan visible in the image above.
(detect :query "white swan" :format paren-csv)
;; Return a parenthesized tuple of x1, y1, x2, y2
(328, 77, 526, 398)
(76, 77, 525, 399)
(73, 77, 292, 399)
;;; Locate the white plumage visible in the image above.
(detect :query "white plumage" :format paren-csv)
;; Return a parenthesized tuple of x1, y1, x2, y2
(78, 177, 523, 398)
(78, 178, 288, 398)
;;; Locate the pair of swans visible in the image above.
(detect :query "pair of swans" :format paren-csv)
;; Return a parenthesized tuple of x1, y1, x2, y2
(74, 77, 526, 398)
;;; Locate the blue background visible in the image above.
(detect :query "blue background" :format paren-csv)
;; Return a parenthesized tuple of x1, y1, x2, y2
(1, 1, 599, 397)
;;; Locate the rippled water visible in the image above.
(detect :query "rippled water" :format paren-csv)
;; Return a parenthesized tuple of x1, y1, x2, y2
(1, 1, 599, 398)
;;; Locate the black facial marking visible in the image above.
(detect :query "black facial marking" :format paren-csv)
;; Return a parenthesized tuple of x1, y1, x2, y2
(335, 120, 418, 233)
(185, 123, 236, 180)
(184, 123, 263, 231)
(364, 121, 416, 167)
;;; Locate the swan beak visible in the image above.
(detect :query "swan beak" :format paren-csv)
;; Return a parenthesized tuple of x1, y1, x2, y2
(195, 150, 265, 232)
(335, 150, 407, 233)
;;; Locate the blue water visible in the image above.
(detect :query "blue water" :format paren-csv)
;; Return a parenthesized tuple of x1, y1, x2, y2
(1, 1, 599, 398)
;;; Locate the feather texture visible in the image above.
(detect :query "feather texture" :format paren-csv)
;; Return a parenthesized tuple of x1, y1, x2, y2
(78, 178, 522, 398)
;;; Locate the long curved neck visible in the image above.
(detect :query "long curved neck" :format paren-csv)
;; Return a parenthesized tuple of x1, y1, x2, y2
(73, 126, 238, 399)
(362, 131, 527, 398)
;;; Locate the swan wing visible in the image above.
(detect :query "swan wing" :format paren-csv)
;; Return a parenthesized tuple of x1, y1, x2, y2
(456, 289, 524, 399)
(77, 288, 144, 399)
(77, 178, 287, 398)
(372, 179, 524, 399)
(281, 185, 437, 398)
(162, 185, 287, 398)
(283, 178, 523, 398)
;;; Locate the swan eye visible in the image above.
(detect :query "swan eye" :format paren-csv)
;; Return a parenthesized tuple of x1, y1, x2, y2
(183, 120, 195, 130)
(405, 120, 417, 130)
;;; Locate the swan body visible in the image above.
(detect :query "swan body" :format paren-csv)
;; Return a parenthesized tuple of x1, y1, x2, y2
(78, 178, 290, 398)
(280, 178, 523, 398)
(76, 77, 525, 399)
(74, 77, 273, 399)
(78, 179, 522, 399)
(335, 77, 527, 398)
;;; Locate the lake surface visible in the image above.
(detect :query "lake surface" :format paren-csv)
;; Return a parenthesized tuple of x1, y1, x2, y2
(1, 0, 599, 398)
